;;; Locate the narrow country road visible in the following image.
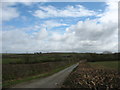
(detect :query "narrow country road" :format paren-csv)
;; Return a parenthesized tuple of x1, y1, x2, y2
(12, 63, 78, 88)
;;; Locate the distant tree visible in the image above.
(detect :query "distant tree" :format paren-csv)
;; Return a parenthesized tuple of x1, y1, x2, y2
(34, 52, 42, 55)
(39, 52, 42, 54)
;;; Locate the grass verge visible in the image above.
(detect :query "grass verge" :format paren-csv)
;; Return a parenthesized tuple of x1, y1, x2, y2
(3, 63, 76, 88)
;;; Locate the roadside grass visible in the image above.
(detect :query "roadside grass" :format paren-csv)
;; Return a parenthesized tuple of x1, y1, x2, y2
(3, 63, 76, 88)
(89, 61, 119, 70)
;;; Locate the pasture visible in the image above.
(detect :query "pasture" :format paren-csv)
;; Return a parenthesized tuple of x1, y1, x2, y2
(89, 61, 119, 70)
(2, 53, 119, 64)
(2, 53, 78, 64)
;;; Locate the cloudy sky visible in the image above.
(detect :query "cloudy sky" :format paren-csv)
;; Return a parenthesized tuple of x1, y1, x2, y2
(1, 0, 118, 53)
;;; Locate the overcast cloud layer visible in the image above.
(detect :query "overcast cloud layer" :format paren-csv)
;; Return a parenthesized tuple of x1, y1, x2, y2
(1, 0, 118, 53)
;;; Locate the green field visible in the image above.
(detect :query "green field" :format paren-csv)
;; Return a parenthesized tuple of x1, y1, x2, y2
(89, 61, 119, 70)
(2, 53, 119, 64)
(2, 53, 78, 64)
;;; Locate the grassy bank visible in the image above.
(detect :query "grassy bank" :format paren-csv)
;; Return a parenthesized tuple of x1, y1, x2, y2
(3, 63, 76, 88)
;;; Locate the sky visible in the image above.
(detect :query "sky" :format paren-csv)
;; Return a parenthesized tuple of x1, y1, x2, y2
(1, 0, 118, 53)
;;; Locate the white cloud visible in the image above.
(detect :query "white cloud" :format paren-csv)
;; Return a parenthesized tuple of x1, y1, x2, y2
(1, 2, 19, 21)
(98, 0, 118, 24)
(2, 27, 49, 53)
(42, 20, 67, 29)
(46, 0, 118, 52)
(33, 5, 96, 18)
(1, 2, 37, 22)
(2, 29, 34, 52)
(63, 19, 118, 52)
(2, 0, 118, 53)
(36, 28, 48, 40)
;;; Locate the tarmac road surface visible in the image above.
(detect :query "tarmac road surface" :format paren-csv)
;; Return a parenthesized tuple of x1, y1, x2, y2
(12, 63, 78, 88)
